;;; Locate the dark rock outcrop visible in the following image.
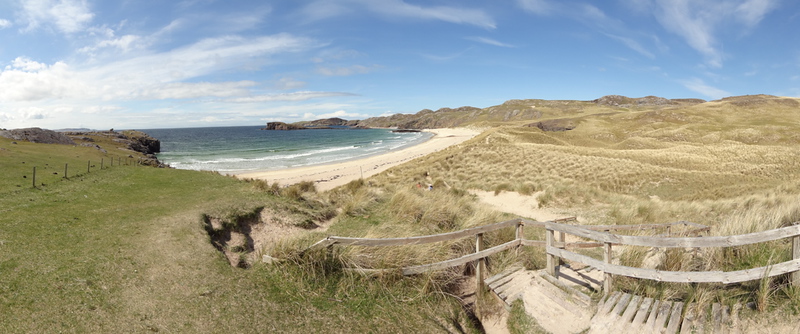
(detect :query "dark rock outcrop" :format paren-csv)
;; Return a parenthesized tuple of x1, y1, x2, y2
(525, 119, 577, 132)
(262, 122, 304, 130)
(300, 117, 349, 128)
(0, 127, 76, 145)
(123, 131, 161, 154)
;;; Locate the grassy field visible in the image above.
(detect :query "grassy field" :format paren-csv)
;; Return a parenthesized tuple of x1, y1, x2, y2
(0, 137, 478, 333)
(4, 94, 800, 331)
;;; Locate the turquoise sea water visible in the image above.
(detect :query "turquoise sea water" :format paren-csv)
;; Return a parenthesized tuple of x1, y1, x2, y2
(143, 126, 432, 174)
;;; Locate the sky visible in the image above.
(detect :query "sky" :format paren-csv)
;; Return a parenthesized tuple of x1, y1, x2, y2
(0, 0, 798, 129)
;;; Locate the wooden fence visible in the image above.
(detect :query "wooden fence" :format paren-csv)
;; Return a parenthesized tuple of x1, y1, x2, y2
(544, 221, 800, 293)
(305, 218, 731, 292)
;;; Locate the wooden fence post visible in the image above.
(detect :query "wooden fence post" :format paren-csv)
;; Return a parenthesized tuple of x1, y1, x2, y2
(88, 160, 91, 173)
(476, 233, 485, 295)
(604, 242, 613, 295)
(792, 234, 800, 287)
(558, 230, 566, 266)
(32, 166, 36, 188)
(64, 163, 68, 179)
(515, 221, 524, 255)
(101, 158, 104, 169)
(546, 227, 556, 277)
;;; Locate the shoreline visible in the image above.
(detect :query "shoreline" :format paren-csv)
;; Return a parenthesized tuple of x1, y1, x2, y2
(234, 128, 480, 191)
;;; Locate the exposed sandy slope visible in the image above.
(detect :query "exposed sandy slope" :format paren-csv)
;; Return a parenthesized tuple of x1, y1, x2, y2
(470, 190, 573, 222)
(235, 128, 480, 192)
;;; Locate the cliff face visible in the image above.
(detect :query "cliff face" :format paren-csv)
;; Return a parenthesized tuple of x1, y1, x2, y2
(123, 130, 161, 154)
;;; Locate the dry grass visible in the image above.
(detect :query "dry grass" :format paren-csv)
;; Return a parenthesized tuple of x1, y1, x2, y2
(356, 96, 800, 316)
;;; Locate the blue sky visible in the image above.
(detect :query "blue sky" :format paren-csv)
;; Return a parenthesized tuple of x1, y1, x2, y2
(0, 0, 798, 129)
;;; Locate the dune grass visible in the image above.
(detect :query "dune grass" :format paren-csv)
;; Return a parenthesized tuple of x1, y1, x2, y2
(362, 96, 800, 318)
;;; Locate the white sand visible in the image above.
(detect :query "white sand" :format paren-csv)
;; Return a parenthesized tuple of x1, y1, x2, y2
(234, 128, 480, 192)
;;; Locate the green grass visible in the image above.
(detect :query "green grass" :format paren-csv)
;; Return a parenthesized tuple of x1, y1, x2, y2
(0, 148, 472, 332)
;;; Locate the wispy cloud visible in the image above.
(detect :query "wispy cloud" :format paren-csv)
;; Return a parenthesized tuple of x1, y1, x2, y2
(466, 36, 515, 48)
(316, 64, 381, 76)
(681, 77, 730, 99)
(517, 0, 657, 59)
(651, 0, 779, 68)
(17, 0, 95, 34)
(517, 0, 555, 15)
(227, 91, 357, 103)
(303, 109, 369, 120)
(300, 0, 495, 29)
(0, 19, 12, 29)
(604, 33, 655, 59)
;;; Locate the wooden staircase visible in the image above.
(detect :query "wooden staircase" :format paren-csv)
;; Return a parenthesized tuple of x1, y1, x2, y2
(486, 267, 743, 334)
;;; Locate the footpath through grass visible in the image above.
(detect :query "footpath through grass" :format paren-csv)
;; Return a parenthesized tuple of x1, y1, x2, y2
(0, 161, 467, 332)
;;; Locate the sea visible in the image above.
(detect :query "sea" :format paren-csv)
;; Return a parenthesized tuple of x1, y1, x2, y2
(141, 126, 433, 174)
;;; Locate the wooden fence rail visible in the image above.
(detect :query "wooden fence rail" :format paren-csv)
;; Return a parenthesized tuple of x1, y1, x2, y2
(303, 218, 726, 293)
(544, 221, 800, 293)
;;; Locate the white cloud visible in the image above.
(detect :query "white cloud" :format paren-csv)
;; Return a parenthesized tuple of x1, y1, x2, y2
(604, 34, 655, 59)
(19, 0, 94, 34)
(78, 34, 143, 55)
(361, 0, 495, 29)
(0, 19, 12, 29)
(316, 64, 380, 76)
(517, 0, 555, 15)
(302, 0, 495, 29)
(735, 0, 777, 27)
(138, 81, 258, 100)
(299, 1, 352, 23)
(681, 77, 730, 99)
(0, 59, 80, 101)
(651, 0, 779, 68)
(303, 109, 368, 120)
(226, 91, 356, 103)
(0, 33, 320, 103)
(466, 36, 515, 48)
(274, 77, 307, 90)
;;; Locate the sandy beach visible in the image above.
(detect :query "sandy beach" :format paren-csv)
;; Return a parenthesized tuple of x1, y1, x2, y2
(235, 128, 480, 191)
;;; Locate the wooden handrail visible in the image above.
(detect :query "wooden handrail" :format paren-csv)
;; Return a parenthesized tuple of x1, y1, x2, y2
(544, 221, 800, 248)
(324, 218, 522, 247)
(547, 245, 800, 284)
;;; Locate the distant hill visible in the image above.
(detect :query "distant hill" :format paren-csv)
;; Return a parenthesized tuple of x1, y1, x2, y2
(270, 94, 800, 131)
(351, 95, 707, 129)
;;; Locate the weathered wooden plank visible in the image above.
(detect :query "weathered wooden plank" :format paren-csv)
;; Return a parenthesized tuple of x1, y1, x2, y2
(547, 245, 800, 284)
(612, 293, 632, 316)
(679, 307, 694, 334)
(596, 291, 622, 317)
(538, 272, 592, 306)
(329, 218, 522, 247)
(520, 239, 607, 249)
(665, 302, 684, 334)
(619, 294, 642, 325)
(631, 297, 654, 327)
(793, 235, 800, 287)
(546, 228, 556, 276)
(653, 301, 673, 332)
(545, 222, 800, 248)
(643, 299, 660, 334)
(402, 240, 520, 275)
(485, 267, 522, 287)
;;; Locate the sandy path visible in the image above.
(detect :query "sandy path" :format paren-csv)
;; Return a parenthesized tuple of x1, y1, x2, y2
(471, 190, 566, 222)
(235, 128, 480, 192)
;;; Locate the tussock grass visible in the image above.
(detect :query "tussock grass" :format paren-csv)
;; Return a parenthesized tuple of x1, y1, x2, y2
(365, 96, 800, 319)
